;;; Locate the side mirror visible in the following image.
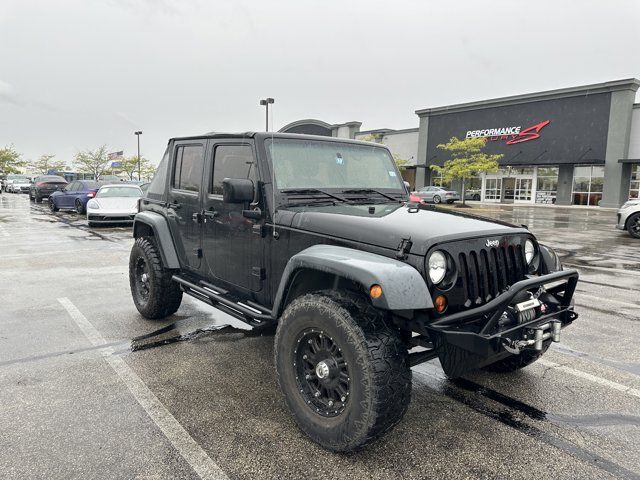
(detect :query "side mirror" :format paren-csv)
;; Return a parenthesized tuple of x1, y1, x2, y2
(222, 178, 254, 203)
(403, 181, 410, 191)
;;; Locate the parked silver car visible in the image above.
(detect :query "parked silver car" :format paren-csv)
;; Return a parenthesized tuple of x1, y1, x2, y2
(86, 184, 142, 227)
(412, 186, 460, 204)
(616, 199, 640, 238)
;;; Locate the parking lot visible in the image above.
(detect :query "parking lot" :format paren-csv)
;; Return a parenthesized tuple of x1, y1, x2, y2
(1, 193, 639, 479)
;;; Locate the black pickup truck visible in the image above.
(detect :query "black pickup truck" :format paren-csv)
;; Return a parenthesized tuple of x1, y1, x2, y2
(128, 132, 578, 451)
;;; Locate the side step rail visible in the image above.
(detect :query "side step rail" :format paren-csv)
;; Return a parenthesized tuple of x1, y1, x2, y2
(172, 275, 275, 327)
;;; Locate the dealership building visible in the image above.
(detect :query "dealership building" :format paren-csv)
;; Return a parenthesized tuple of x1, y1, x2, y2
(280, 78, 640, 207)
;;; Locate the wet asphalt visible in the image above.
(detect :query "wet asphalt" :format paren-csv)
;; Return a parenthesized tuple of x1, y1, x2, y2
(0, 194, 639, 479)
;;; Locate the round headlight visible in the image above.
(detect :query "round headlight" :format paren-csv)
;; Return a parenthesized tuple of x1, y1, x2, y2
(524, 239, 536, 264)
(428, 250, 447, 284)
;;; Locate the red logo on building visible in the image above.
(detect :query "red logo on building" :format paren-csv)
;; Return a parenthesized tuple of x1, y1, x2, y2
(504, 120, 551, 145)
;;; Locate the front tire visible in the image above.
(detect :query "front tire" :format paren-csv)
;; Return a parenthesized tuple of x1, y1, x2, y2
(274, 291, 411, 452)
(627, 213, 640, 239)
(35, 194, 42, 203)
(49, 198, 59, 212)
(433, 195, 441, 204)
(129, 237, 183, 319)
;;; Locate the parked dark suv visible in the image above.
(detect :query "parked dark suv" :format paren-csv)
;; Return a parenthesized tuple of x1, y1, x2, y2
(128, 132, 579, 451)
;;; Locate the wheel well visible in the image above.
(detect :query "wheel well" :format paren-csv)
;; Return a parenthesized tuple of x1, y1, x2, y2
(134, 222, 154, 239)
(280, 268, 363, 315)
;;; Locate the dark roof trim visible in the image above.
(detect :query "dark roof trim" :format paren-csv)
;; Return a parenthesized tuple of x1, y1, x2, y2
(619, 158, 640, 164)
(416, 78, 640, 117)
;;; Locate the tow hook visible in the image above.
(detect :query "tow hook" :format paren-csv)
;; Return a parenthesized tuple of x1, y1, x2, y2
(501, 320, 562, 354)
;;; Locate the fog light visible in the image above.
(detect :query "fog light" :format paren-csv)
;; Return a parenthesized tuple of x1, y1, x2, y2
(434, 295, 447, 313)
(370, 284, 383, 299)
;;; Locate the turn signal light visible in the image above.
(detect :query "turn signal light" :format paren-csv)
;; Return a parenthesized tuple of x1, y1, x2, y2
(370, 284, 383, 299)
(434, 295, 447, 313)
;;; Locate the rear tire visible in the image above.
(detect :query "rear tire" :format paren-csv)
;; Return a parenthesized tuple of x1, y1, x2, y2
(433, 195, 441, 204)
(75, 199, 85, 214)
(474, 194, 480, 201)
(129, 237, 183, 319)
(482, 344, 550, 373)
(627, 213, 640, 239)
(274, 291, 411, 452)
(35, 194, 42, 203)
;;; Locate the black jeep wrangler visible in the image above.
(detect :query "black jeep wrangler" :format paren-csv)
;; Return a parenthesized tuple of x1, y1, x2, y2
(129, 132, 578, 451)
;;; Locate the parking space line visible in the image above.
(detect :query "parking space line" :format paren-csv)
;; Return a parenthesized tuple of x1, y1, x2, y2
(538, 359, 640, 399)
(57, 297, 228, 480)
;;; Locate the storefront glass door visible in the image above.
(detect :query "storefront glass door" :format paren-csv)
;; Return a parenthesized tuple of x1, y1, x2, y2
(484, 177, 502, 202)
(514, 177, 533, 202)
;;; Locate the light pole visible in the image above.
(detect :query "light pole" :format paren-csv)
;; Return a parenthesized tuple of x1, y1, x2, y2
(259, 98, 274, 131)
(134, 131, 142, 180)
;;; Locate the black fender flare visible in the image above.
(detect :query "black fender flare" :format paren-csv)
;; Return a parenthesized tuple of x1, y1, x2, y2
(538, 243, 562, 274)
(272, 245, 432, 317)
(132, 211, 180, 269)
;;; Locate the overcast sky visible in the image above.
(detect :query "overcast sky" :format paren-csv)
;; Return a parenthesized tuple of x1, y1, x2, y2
(1, 0, 639, 165)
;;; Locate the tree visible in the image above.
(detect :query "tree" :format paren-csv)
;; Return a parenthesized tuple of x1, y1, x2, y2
(431, 137, 502, 206)
(0, 145, 25, 174)
(31, 154, 68, 174)
(116, 155, 156, 180)
(74, 145, 110, 180)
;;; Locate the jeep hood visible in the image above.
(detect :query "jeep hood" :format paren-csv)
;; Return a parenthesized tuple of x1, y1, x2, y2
(283, 203, 528, 256)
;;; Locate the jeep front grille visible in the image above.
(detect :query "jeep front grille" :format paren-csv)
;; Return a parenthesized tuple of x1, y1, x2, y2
(458, 244, 527, 308)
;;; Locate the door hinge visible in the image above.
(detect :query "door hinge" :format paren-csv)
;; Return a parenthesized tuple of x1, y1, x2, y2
(252, 267, 266, 279)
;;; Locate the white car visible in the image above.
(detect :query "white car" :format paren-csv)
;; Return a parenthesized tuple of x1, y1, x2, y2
(10, 177, 32, 194)
(4, 175, 30, 193)
(86, 184, 142, 227)
(616, 199, 640, 239)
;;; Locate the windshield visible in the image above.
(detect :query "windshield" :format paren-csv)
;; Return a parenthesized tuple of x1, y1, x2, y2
(8, 175, 28, 181)
(97, 186, 142, 198)
(266, 139, 404, 191)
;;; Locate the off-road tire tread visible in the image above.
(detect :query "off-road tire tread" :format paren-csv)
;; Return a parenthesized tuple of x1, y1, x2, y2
(275, 290, 411, 451)
(129, 236, 182, 319)
(482, 344, 550, 373)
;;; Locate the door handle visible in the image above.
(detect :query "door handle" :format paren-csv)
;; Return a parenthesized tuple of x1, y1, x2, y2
(192, 212, 203, 223)
(168, 201, 182, 210)
(203, 210, 218, 219)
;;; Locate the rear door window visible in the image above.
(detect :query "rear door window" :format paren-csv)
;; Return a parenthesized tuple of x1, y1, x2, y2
(172, 145, 205, 192)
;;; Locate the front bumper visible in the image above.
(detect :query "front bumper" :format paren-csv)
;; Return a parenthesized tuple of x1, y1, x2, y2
(425, 269, 579, 377)
(88, 212, 136, 223)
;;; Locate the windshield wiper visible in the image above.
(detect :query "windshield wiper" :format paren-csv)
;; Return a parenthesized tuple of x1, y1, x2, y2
(341, 188, 403, 202)
(280, 188, 349, 203)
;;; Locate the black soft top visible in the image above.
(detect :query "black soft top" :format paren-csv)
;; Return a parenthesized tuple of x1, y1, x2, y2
(168, 132, 386, 148)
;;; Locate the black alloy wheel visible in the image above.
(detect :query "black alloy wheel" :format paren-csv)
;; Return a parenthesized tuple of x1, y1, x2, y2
(49, 198, 58, 212)
(294, 329, 350, 417)
(134, 256, 151, 302)
(75, 199, 85, 214)
(628, 213, 640, 239)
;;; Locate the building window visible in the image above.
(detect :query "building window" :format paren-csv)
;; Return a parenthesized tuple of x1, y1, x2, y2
(572, 165, 604, 206)
(431, 171, 451, 189)
(536, 166, 559, 204)
(630, 164, 639, 200)
(466, 176, 482, 200)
